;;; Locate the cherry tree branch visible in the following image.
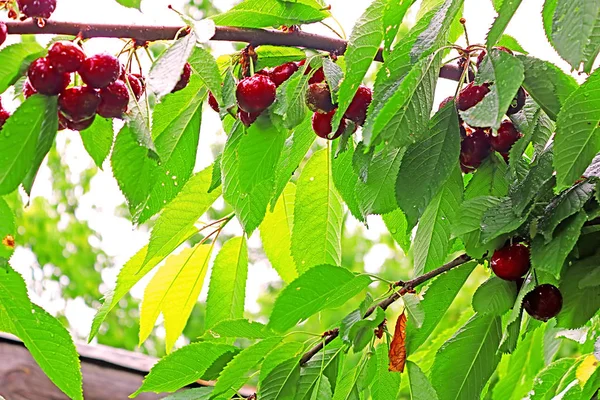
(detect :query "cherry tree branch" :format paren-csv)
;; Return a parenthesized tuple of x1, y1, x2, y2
(3, 20, 463, 81)
(299, 253, 473, 365)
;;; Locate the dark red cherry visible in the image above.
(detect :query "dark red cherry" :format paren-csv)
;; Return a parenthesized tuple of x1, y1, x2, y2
(306, 82, 336, 114)
(270, 62, 299, 87)
(0, 22, 7, 46)
(172, 63, 192, 93)
(523, 284, 563, 322)
(97, 80, 129, 119)
(490, 120, 521, 153)
(238, 110, 260, 127)
(65, 115, 95, 131)
(17, 0, 56, 19)
(308, 67, 325, 84)
(27, 57, 70, 95)
(457, 82, 490, 111)
(58, 86, 101, 122)
(438, 96, 455, 111)
(506, 87, 526, 115)
(48, 41, 86, 73)
(344, 85, 372, 126)
(124, 74, 143, 100)
(312, 111, 347, 140)
(460, 128, 491, 171)
(490, 242, 531, 281)
(23, 80, 37, 98)
(476, 46, 514, 67)
(236, 74, 277, 113)
(80, 53, 121, 89)
(0, 110, 10, 130)
(208, 91, 219, 112)
(58, 113, 68, 130)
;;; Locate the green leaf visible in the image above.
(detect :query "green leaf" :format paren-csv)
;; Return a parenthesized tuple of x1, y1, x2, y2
(383, 0, 417, 54)
(162, 388, 214, 400)
(396, 102, 462, 226)
(145, 165, 221, 266)
(348, 307, 385, 352)
(260, 357, 301, 400)
(291, 149, 344, 273)
(188, 46, 222, 104)
(518, 55, 579, 121)
(495, 34, 528, 54)
(371, 345, 401, 400)
(239, 119, 287, 193)
(332, 0, 386, 131)
(492, 327, 545, 400)
(260, 342, 304, 385)
(211, 337, 283, 399)
(134, 342, 237, 395)
(364, 53, 441, 147)
(137, 80, 205, 223)
(297, 345, 343, 399)
(271, 117, 315, 208)
(357, 146, 405, 216)
(528, 358, 577, 400)
(0, 265, 83, 400)
(0, 197, 15, 260)
(410, 0, 464, 59)
(532, 211, 587, 279)
(480, 196, 528, 243)
(406, 261, 477, 353)
(111, 124, 160, 217)
(431, 314, 503, 400)
(212, 0, 330, 28)
(332, 139, 365, 222)
(510, 147, 555, 216)
(205, 237, 248, 330)
(115, 0, 141, 9)
(89, 226, 198, 341)
(583, 17, 600, 74)
(539, 181, 595, 241)
(255, 46, 307, 70)
(453, 196, 504, 257)
(403, 293, 425, 328)
(461, 49, 524, 130)
(382, 209, 411, 253)
(139, 242, 213, 351)
(148, 33, 197, 99)
(486, 0, 524, 48)
(407, 361, 438, 400)
(555, 68, 600, 190)
(0, 95, 53, 195)
(546, 0, 600, 70)
(272, 65, 311, 129)
(472, 277, 517, 315)
(21, 96, 58, 195)
(0, 42, 44, 94)
(413, 169, 463, 275)
(261, 183, 298, 283)
(205, 319, 275, 340)
(268, 265, 372, 332)
(464, 154, 509, 200)
(556, 254, 600, 329)
(79, 117, 113, 168)
(222, 121, 275, 233)
(331, 358, 366, 400)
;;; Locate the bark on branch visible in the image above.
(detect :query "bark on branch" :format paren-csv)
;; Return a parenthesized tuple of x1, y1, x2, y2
(3, 21, 463, 81)
(299, 253, 473, 365)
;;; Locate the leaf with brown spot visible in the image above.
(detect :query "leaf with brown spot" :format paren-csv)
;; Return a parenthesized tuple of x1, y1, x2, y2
(388, 311, 407, 372)
(2, 235, 15, 249)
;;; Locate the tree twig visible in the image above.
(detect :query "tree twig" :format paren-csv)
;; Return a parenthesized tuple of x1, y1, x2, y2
(3, 21, 462, 81)
(299, 253, 473, 365)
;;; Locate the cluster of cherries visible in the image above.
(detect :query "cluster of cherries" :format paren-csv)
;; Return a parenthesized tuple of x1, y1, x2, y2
(208, 59, 372, 140)
(490, 241, 562, 321)
(21, 40, 190, 131)
(446, 47, 526, 173)
(0, 0, 60, 53)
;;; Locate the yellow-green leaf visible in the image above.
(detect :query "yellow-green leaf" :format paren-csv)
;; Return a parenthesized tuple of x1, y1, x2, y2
(260, 182, 298, 283)
(140, 242, 213, 351)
